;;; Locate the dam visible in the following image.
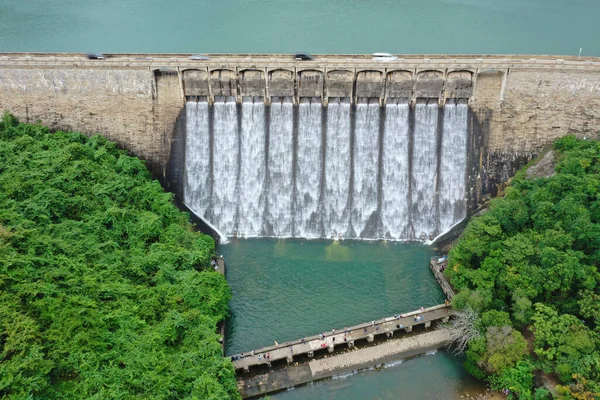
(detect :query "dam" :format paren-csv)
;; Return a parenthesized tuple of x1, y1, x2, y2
(2, 53, 600, 239)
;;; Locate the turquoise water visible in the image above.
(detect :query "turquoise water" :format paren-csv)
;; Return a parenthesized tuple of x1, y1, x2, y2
(1, 0, 599, 56)
(274, 351, 484, 400)
(221, 239, 482, 399)
(223, 239, 442, 355)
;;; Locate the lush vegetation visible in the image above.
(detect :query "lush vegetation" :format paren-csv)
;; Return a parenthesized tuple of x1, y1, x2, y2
(447, 136, 600, 399)
(0, 114, 239, 399)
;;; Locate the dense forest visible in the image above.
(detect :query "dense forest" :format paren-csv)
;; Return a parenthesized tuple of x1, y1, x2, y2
(0, 114, 239, 399)
(447, 136, 600, 399)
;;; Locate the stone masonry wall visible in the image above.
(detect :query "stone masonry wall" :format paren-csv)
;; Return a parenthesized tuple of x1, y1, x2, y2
(470, 67, 600, 199)
(0, 66, 183, 182)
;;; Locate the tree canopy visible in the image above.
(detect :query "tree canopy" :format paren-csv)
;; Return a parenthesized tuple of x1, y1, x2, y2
(0, 114, 239, 399)
(447, 136, 600, 399)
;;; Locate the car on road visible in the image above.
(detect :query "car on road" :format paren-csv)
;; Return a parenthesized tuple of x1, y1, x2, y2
(294, 52, 313, 61)
(372, 52, 398, 62)
(86, 53, 105, 60)
(190, 54, 210, 60)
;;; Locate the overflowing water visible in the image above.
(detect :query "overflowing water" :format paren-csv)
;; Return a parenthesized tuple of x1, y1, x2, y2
(381, 99, 411, 239)
(266, 98, 294, 236)
(238, 97, 266, 237)
(295, 98, 323, 237)
(184, 97, 469, 241)
(212, 97, 239, 233)
(352, 99, 380, 237)
(439, 100, 469, 233)
(184, 100, 210, 217)
(325, 98, 352, 237)
(411, 101, 440, 240)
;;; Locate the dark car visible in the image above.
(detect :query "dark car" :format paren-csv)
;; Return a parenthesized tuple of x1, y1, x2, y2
(190, 54, 210, 60)
(294, 52, 313, 61)
(86, 53, 105, 60)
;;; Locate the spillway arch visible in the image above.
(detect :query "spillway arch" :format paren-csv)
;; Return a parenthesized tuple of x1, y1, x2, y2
(182, 95, 470, 242)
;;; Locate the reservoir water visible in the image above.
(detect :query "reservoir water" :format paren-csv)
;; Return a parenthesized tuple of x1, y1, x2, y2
(1, 0, 599, 56)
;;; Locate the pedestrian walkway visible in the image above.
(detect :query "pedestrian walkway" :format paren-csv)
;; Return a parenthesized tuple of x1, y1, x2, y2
(231, 304, 450, 371)
(430, 257, 455, 299)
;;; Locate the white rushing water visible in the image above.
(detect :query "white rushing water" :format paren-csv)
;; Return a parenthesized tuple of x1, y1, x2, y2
(212, 97, 239, 234)
(184, 97, 468, 241)
(439, 101, 469, 233)
(266, 98, 294, 236)
(381, 100, 411, 239)
(238, 97, 266, 237)
(295, 98, 323, 237)
(184, 100, 210, 217)
(352, 99, 380, 237)
(411, 102, 439, 240)
(324, 98, 352, 238)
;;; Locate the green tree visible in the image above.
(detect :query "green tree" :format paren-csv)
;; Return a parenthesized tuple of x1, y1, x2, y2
(0, 115, 239, 399)
(447, 136, 600, 396)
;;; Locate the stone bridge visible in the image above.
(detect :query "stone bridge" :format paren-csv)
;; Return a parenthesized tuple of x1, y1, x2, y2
(231, 304, 450, 372)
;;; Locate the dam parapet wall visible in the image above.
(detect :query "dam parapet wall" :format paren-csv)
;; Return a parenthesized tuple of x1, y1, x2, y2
(1, 53, 600, 203)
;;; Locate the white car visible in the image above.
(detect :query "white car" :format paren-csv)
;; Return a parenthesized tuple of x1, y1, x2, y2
(372, 52, 398, 62)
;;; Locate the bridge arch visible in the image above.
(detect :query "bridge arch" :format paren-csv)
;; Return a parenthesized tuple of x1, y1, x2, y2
(268, 68, 295, 98)
(385, 70, 414, 100)
(446, 70, 474, 99)
(239, 69, 265, 97)
(326, 69, 354, 98)
(182, 69, 209, 97)
(210, 69, 237, 97)
(356, 70, 384, 99)
(415, 70, 444, 99)
(298, 69, 324, 98)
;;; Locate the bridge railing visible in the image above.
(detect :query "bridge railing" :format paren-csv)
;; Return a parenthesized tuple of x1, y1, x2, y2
(231, 304, 451, 371)
(430, 257, 456, 300)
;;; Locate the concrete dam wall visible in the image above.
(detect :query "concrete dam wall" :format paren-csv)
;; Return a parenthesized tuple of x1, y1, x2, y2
(1, 54, 600, 230)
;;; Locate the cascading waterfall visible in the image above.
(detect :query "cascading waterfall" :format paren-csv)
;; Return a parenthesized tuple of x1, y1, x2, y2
(266, 97, 294, 236)
(439, 100, 469, 233)
(212, 97, 239, 234)
(184, 100, 210, 217)
(352, 99, 380, 237)
(183, 97, 469, 241)
(381, 99, 410, 239)
(324, 98, 351, 237)
(295, 97, 323, 237)
(411, 101, 439, 240)
(238, 97, 266, 237)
